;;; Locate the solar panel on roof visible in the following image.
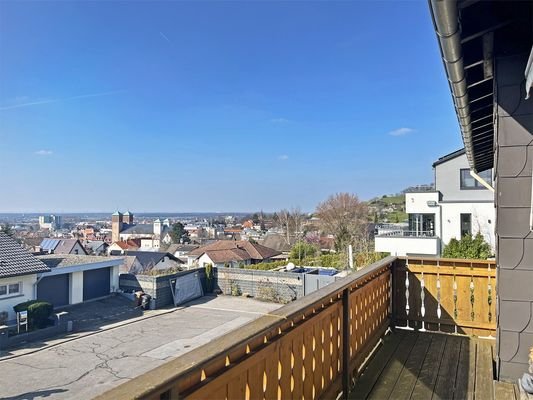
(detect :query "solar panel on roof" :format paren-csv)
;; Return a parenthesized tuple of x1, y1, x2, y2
(40, 238, 60, 250)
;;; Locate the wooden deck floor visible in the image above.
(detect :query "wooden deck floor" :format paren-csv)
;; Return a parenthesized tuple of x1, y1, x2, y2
(349, 330, 519, 400)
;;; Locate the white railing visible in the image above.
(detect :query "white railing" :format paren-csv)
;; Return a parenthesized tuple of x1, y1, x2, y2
(377, 230, 435, 238)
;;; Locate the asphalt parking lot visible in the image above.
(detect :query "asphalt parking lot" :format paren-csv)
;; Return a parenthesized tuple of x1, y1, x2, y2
(0, 296, 281, 400)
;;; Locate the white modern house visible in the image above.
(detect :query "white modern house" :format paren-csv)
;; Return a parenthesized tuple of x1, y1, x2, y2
(375, 149, 495, 256)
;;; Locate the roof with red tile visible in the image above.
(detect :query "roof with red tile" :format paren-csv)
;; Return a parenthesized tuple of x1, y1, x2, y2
(189, 240, 281, 263)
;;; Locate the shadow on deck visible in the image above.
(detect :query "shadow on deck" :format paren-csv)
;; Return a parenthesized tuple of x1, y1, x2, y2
(350, 330, 519, 400)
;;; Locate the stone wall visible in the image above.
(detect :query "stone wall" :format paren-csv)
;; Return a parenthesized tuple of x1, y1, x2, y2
(119, 268, 207, 308)
(215, 268, 304, 303)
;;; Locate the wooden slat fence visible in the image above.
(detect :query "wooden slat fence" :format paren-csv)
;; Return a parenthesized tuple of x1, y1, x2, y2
(392, 257, 496, 336)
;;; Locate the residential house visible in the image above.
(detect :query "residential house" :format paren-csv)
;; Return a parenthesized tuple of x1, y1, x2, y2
(108, 239, 142, 255)
(0, 233, 51, 323)
(120, 251, 183, 275)
(188, 240, 281, 268)
(0, 233, 122, 323)
(37, 238, 88, 255)
(375, 149, 495, 256)
(166, 244, 199, 257)
(111, 212, 172, 248)
(83, 240, 108, 256)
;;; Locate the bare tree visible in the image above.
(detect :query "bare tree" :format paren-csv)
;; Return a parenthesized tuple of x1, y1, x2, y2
(315, 193, 369, 253)
(277, 209, 291, 245)
(290, 206, 306, 243)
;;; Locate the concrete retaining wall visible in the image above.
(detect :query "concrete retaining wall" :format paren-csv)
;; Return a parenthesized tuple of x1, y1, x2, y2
(119, 269, 207, 308)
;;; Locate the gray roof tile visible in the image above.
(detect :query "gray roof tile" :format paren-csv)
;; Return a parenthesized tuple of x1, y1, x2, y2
(0, 233, 51, 278)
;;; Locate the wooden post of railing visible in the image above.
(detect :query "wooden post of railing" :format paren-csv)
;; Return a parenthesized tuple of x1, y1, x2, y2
(390, 262, 396, 331)
(342, 287, 350, 400)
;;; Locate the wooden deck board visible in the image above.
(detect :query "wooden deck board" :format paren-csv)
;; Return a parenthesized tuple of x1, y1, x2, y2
(475, 339, 495, 400)
(410, 333, 447, 400)
(349, 331, 518, 400)
(348, 331, 407, 400)
(390, 334, 432, 400)
(366, 332, 419, 400)
(454, 337, 476, 400)
(432, 335, 462, 400)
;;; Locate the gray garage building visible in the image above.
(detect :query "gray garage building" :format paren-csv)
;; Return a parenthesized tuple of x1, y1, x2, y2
(36, 255, 122, 308)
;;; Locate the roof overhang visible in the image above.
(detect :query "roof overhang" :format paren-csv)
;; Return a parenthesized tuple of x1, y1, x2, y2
(429, 0, 533, 172)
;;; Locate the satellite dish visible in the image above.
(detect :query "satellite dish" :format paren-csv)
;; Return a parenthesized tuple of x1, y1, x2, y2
(286, 262, 295, 270)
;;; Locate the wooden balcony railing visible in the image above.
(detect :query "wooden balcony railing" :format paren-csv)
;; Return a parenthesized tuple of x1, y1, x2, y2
(97, 256, 394, 400)
(393, 257, 496, 336)
(97, 256, 497, 400)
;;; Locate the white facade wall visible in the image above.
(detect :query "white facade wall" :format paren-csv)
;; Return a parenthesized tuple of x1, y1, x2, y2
(0, 274, 38, 322)
(140, 238, 161, 249)
(440, 202, 495, 250)
(110, 265, 119, 292)
(197, 253, 251, 269)
(70, 271, 84, 304)
(375, 236, 439, 256)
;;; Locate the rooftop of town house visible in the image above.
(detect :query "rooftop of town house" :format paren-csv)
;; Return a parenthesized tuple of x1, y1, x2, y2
(189, 239, 281, 262)
(37, 254, 123, 269)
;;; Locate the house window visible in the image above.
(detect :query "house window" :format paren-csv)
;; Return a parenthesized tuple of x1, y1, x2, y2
(0, 281, 22, 298)
(408, 214, 435, 236)
(461, 213, 472, 237)
(460, 169, 491, 189)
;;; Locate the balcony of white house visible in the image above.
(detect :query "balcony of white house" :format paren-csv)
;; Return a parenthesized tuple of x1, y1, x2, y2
(375, 229, 440, 257)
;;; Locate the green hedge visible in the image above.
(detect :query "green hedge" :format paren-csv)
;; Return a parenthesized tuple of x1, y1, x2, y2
(13, 300, 53, 329)
(243, 260, 288, 270)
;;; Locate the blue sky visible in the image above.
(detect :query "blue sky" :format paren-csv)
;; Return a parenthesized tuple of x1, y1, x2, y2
(0, 1, 462, 213)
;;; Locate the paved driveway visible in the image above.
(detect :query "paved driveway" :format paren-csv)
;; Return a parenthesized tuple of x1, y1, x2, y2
(0, 296, 281, 400)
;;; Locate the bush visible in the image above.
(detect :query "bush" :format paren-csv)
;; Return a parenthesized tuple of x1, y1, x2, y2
(442, 233, 491, 259)
(205, 263, 214, 293)
(13, 300, 53, 329)
(355, 252, 388, 268)
(290, 242, 318, 260)
(230, 280, 242, 296)
(244, 260, 288, 270)
(28, 302, 53, 328)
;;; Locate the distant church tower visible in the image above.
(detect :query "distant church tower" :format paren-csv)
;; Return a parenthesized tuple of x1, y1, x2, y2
(123, 211, 134, 225)
(111, 211, 123, 243)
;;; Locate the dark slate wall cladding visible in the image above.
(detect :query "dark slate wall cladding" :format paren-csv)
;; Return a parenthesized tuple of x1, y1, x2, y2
(495, 52, 533, 379)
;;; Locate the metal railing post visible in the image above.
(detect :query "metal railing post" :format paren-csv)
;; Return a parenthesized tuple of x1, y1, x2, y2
(342, 287, 350, 399)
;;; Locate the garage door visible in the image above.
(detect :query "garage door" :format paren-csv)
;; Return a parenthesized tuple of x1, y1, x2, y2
(83, 268, 110, 301)
(37, 274, 70, 307)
